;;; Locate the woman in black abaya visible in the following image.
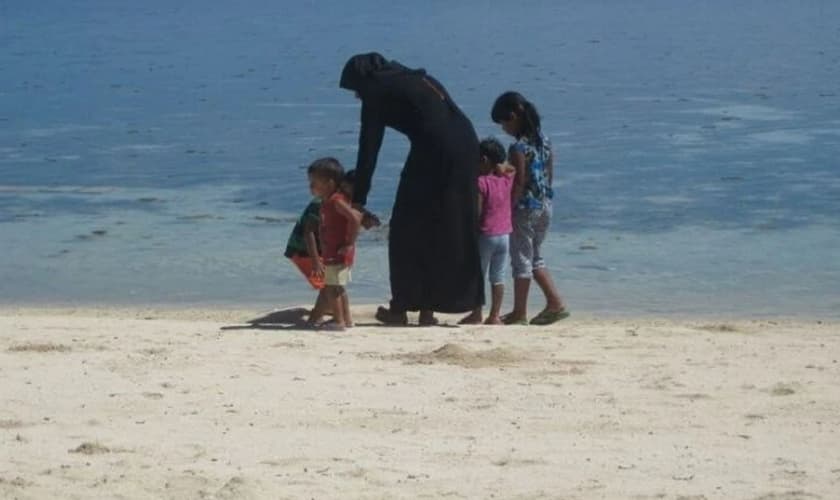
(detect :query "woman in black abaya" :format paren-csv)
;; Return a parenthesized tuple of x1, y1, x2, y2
(340, 53, 483, 325)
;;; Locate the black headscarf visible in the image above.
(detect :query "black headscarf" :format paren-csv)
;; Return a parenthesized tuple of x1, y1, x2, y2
(339, 52, 425, 96)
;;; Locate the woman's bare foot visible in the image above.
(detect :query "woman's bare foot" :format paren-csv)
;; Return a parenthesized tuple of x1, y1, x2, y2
(458, 312, 483, 325)
(418, 310, 438, 327)
(375, 306, 408, 326)
(484, 316, 503, 325)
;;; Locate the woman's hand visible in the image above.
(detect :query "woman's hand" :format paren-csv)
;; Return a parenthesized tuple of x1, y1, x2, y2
(361, 210, 381, 229)
(354, 203, 381, 229)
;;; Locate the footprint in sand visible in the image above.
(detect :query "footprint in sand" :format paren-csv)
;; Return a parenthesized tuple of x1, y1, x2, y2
(8, 342, 72, 353)
(138, 347, 168, 356)
(694, 324, 741, 333)
(751, 491, 820, 500)
(674, 393, 712, 401)
(68, 442, 110, 455)
(491, 457, 549, 467)
(161, 474, 212, 498)
(766, 383, 799, 396)
(0, 476, 34, 493)
(0, 419, 25, 429)
(214, 476, 258, 500)
(525, 359, 594, 378)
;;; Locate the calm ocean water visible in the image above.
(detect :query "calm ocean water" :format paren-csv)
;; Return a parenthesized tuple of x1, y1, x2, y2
(2, 0, 839, 316)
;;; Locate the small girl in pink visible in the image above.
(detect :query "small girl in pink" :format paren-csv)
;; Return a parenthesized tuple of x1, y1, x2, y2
(460, 138, 514, 325)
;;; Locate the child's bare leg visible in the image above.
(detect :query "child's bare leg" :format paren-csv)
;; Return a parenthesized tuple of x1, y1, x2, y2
(308, 289, 329, 324)
(503, 277, 530, 323)
(341, 288, 353, 327)
(329, 286, 346, 328)
(485, 284, 504, 324)
(532, 268, 565, 312)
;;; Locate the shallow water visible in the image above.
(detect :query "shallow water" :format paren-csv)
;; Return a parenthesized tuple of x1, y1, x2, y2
(2, 0, 839, 316)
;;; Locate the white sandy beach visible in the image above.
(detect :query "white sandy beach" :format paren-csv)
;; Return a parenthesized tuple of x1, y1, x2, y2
(1, 306, 839, 499)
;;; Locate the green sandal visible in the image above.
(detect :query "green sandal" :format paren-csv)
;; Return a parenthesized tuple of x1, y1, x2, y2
(529, 309, 571, 325)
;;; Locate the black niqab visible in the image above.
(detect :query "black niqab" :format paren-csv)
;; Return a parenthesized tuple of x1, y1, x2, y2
(339, 52, 425, 95)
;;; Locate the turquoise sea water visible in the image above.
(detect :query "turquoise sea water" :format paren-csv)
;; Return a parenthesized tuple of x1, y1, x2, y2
(2, 1, 839, 316)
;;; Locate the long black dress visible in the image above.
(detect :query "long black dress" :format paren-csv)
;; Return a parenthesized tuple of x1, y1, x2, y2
(340, 53, 483, 313)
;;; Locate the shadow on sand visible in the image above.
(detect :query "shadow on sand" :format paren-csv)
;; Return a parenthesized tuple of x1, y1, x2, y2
(219, 307, 460, 331)
(220, 307, 312, 331)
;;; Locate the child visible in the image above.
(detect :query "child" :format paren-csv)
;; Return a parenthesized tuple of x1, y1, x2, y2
(459, 138, 514, 325)
(308, 157, 360, 330)
(491, 91, 569, 325)
(284, 196, 329, 326)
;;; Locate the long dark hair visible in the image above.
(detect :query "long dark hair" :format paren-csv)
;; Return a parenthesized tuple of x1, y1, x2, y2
(491, 91, 543, 148)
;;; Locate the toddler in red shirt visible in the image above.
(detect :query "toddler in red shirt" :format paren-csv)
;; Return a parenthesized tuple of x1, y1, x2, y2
(307, 158, 360, 330)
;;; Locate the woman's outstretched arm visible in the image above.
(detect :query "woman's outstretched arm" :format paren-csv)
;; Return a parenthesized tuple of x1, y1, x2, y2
(353, 98, 385, 206)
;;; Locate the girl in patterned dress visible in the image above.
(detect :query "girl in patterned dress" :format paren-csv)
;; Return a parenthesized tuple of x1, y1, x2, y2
(491, 91, 569, 325)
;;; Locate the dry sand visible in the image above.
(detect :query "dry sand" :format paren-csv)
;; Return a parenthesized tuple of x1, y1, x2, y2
(1, 306, 839, 499)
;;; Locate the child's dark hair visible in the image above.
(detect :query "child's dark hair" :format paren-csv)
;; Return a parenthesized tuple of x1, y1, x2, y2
(479, 137, 506, 165)
(342, 169, 356, 186)
(491, 91, 543, 147)
(339, 169, 356, 196)
(307, 157, 344, 184)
